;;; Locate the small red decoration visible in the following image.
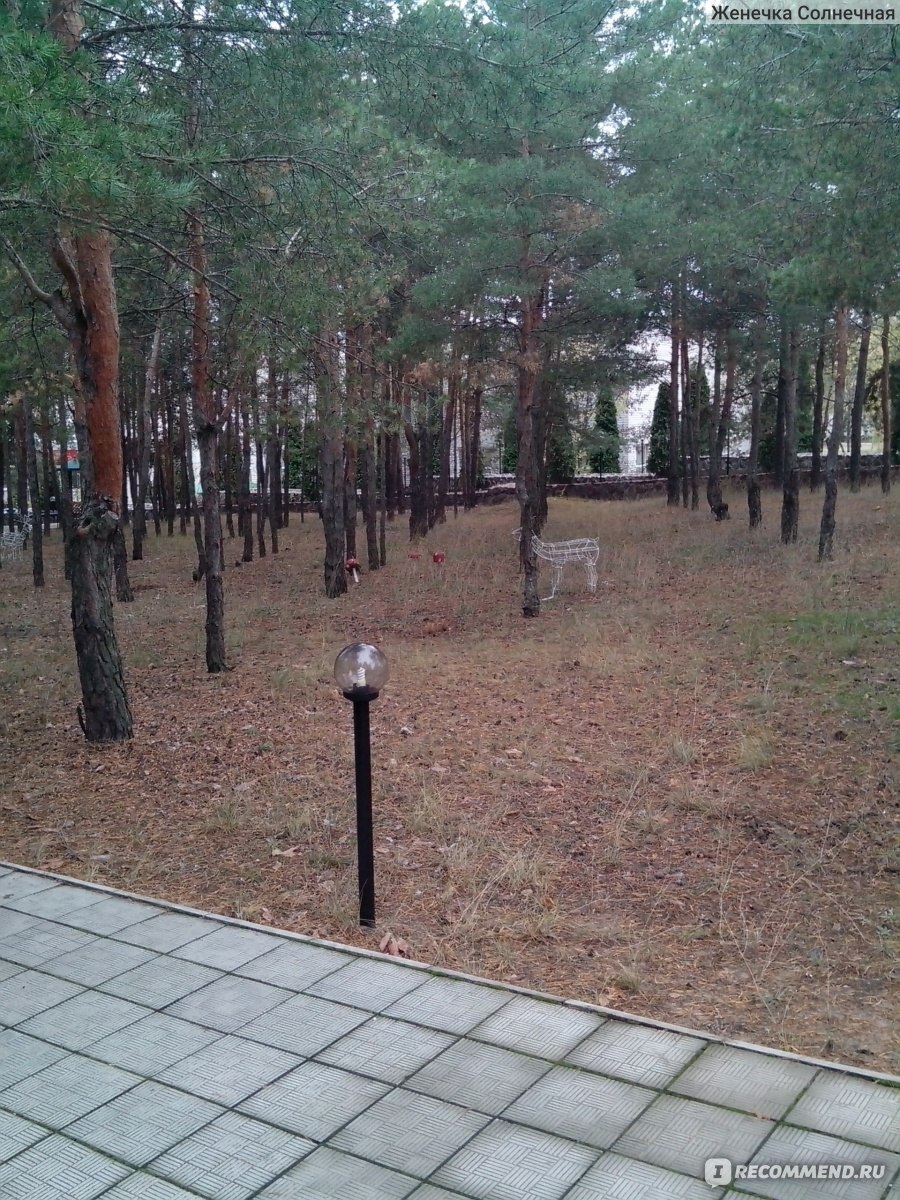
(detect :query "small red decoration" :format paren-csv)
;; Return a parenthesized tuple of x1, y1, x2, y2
(408, 553, 421, 560)
(345, 557, 360, 584)
(432, 552, 446, 564)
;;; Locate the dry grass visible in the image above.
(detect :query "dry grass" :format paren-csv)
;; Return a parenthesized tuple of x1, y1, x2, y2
(1, 483, 898, 1071)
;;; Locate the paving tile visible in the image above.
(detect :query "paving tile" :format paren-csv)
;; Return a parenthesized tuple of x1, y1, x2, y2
(305, 958, 426, 1012)
(65, 1081, 223, 1166)
(165, 975, 292, 1033)
(0, 968, 84, 1025)
(239, 1060, 388, 1140)
(0, 910, 41, 939)
(0, 918, 97, 968)
(331, 1089, 489, 1176)
(86, 1012, 222, 1077)
(0, 868, 10, 877)
(255, 1145, 417, 1199)
(150, 1111, 315, 1200)
(172, 925, 284, 972)
(0, 873, 59, 903)
(613, 1094, 773, 1179)
(784, 1071, 900, 1152)
(405, 1038, 550, 1116)
(433, 1119, 600, 1200)
(235, 941, 352, 990)
(158, 1034, 301, 1105)
(671, 1045, 816, 1120)
(0, 1054, 140, 1128)
(384, 975, 511, 1034)
(237, 992, 368, 1055)
(505, 1066, 657, 1147)
(566, 1022, 706, 1089)
(0, 1030, 68, 1089)
(743, 1125, 900, 1200)
(0, 1133, 129, 1199)
(566, 1151, 715, 1199)
(0, 960, 23, 983)
(18, 990, 150, 1051)
(317, 1015, 454, 1084)
(100, 957, 222, 1008)
(115, 913, 221, 952)
(407, 1188, 471, 1199)
(470, 996, 603, 1061)
(40, 937, 156, 987)
(3, 884, 106, 921)
(102, 1176, 200, 1200)
(51, 896, 164, 935)
(0, 1110, 46, 1163)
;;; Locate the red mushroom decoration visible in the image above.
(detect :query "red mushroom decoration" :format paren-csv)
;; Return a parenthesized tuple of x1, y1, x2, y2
(432, 551, 446, 565)
(345, 557, 361, 584)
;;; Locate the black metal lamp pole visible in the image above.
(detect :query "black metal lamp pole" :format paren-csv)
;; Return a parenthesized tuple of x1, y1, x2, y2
(334, 644, 389, 929)
(347, 685, 378, 926)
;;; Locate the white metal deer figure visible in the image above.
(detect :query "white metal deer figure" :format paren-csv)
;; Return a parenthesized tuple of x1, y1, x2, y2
(1, 513, 30, 562)
(512, 527, 600, 601)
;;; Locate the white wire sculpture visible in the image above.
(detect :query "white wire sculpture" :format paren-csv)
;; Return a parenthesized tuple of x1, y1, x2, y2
(512, 527, 600, 601)
(1, 514, 30, 562)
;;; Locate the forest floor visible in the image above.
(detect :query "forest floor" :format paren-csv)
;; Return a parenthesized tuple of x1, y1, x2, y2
(1, 485, 898, 1073)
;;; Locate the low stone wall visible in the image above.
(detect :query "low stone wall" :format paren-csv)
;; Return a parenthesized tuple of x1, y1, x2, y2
(471, 464, 897, 506)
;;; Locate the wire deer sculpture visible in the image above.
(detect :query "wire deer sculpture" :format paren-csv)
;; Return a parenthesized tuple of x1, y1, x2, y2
(512, 527, 600, 601)
(1, 513, 31, 562)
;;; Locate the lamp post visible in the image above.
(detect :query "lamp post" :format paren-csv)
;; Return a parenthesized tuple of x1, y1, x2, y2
(334, 643, 389, 928)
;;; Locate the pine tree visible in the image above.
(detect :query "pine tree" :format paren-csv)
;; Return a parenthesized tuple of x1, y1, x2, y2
(588, 388, 620, 475)
(647, 384, 669, 477)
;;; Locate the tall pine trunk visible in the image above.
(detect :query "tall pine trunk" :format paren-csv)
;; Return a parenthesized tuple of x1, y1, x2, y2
(22, 395, 44, 588)
(133, 315, 162, 560)
(780, 325, 801, 544)
(774, 321, 788, 488)
(189, 211, 226, 671)
(849, 310, 871, 493)
(747, 321, 764, 529)
(819, 303, 849, 561)
(240, 396, 253, 564)
(516, 288, 544, 617)
(810, 324, 826, 492)
(667, 287, 680, 506)
(707, 327, 734, 519)
(315, 332, 346, 598)
(880, 315, 891, 495)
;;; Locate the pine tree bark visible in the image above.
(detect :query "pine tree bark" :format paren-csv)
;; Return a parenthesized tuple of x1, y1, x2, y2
(707, 327, 734, 519)
(57, 395, 74, 580)
(71, 501, 133, 740)
(849, 310, 871, 493)
(810, 324, 826, 492)
(378, 428, 387, 567)
(240, 396, 253, 563)
(685, 335, 700, 510)
(667, 285, 680, 506)
(189, 211, 226, 671)
(819, 302, 849, 561)
(22, 395, 44, 588)
(133, 317, 161, 560)
(315, 332, 347, 597)
(516, 288, 545, 617)
(780, 325, 801, 544)
(252, 381, 267, 559)
(774, 321, 788, 488)
(880, 315, 891, 495)
(267, 357, 281, 554)
(747, 321, 764, 529)
(436, 369, 457, 524)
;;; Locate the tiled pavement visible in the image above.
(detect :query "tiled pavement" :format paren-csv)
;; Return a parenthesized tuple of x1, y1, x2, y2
(0, 864, 897, 1200)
